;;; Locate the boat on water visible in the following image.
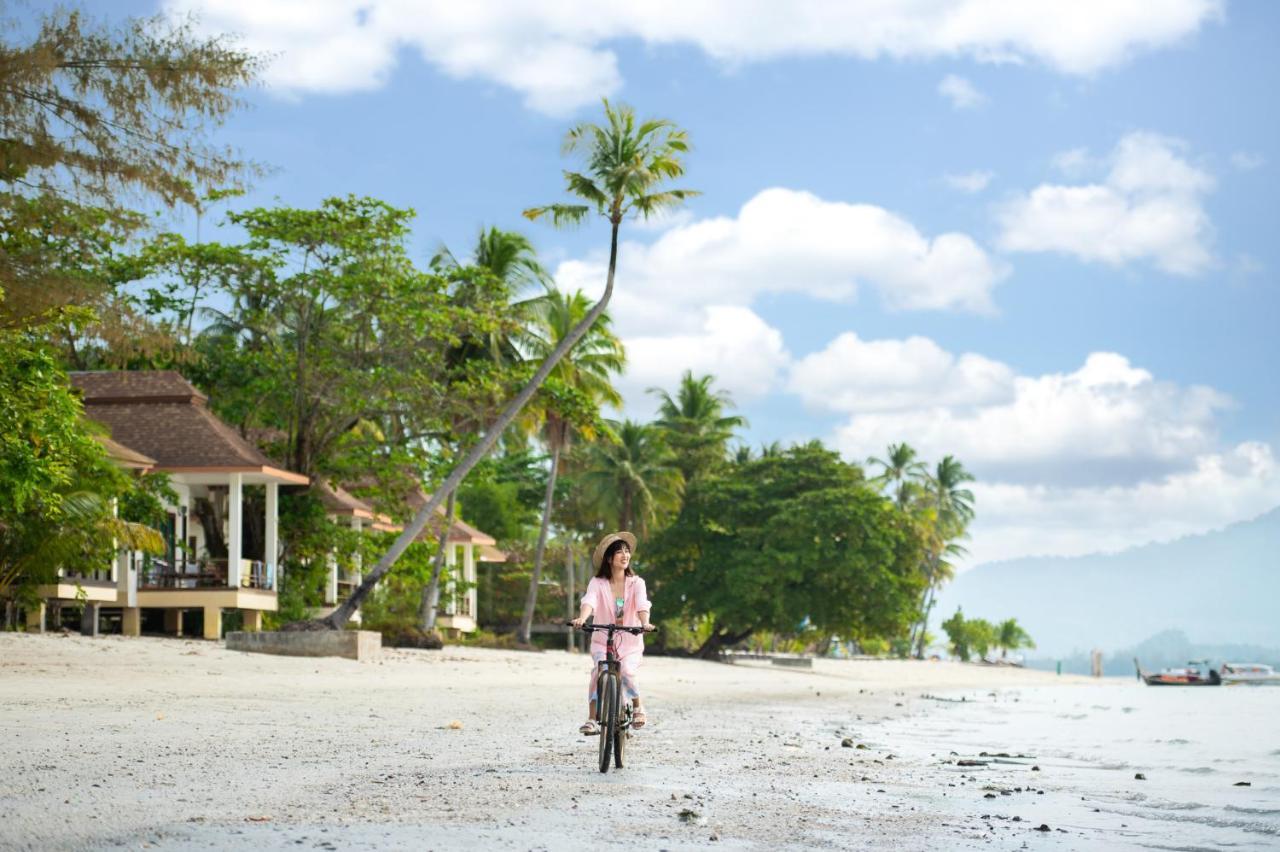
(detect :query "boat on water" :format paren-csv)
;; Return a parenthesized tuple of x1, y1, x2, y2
(1220, 662, 1280, 685)
(1134, 658, 1221, 686)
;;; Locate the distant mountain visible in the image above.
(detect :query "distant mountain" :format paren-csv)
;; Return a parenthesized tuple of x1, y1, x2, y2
(1024, 629, 1280, 677)
(934, 507, 1280, 657)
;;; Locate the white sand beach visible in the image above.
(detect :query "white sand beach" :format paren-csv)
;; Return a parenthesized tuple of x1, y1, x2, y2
(3, 633, 1273, 851)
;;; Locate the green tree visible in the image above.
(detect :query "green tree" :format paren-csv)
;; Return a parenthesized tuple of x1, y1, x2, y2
(650, 443, 926, 658)
(940, 609, 998, 662)
(516, 289, 624, 645)
(0, 310, 162, 618)
(650, 371, 746, 486)
(867, 442, 927, 509)
(321, 99, 695, 629)
(912, 455, 976, 655)
(0, 8, 260, 327)
(579, 420, 681, 538)
(996, 618, 1036, 659)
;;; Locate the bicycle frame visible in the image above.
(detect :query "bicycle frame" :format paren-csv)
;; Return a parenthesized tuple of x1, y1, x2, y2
(576, 622, 647, 772)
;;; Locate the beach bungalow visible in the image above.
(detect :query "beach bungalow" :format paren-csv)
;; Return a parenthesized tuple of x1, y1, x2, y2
(312, 481, 506, 633)
(404, 488, 506, 635)
(42, 371, 310, 639)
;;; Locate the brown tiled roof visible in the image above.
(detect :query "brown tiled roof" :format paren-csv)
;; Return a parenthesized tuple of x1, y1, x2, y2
(94, 435, 157, 471)
(405, 486, 498, 546)
(74, 370, 207, 404)
(317, 481, 376, 519)
(69, 371, 306, 483)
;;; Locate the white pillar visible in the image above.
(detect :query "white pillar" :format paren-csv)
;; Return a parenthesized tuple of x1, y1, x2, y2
(325, 552, 338, 606)
(227, 473, 242, 588)
(265, 481, 278, 590)
(117, 549, 136, 608)
(463, 544, 476, 618)
(350, 517, 363, 584)
(109, 498, 120, 583)
(445, 544, 457, 615)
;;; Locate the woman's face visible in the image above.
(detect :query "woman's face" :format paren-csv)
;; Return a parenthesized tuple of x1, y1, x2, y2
(610, 544, 631, 572)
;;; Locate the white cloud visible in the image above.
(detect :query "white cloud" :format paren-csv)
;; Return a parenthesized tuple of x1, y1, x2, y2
(554, 188, 1007, 339)
(797, 333, 1275, 563)
(938, 74, 986, 109)
(967, 443, 1280, 564)
(1230, 151, 1265, 171)
(789, 333, 1014, 413)
(616, 306, 789, 416)
(1050, 146, 1096, 176)
(830, 350, 1231, 485)
(166, 0, 1223, 113)
(998, 131, 1215, 275)
(944, 170, 994, 193)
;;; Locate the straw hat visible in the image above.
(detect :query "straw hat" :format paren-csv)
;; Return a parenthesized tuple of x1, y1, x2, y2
(592, 531, 637, 572)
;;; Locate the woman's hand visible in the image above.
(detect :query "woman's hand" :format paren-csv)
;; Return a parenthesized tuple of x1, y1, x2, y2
(643, 623, 657, 633)
(570, 617, 585, 628)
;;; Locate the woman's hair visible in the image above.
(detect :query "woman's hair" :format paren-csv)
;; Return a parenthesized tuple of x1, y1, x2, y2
(595, 539, 634, 578)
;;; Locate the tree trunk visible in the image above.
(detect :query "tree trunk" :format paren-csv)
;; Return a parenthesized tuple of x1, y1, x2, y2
(694, 627, 753, 661)
(565, 541, 575, 653)
(914, 582, 939, 659)
(518, 440, 561, 645)
(417, 490, 456, 632)
(316, 221, 623, 630)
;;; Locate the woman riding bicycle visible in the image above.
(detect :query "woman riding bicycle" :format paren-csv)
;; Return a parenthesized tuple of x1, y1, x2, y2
(571, 531, 654, 735)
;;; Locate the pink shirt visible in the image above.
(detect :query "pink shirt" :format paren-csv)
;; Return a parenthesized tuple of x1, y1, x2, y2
(580, 574, 650, 658)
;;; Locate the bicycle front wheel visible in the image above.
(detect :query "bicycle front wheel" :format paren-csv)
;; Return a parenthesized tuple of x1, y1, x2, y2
(597, 672, 616, 773)
(614, 676, 627, 769)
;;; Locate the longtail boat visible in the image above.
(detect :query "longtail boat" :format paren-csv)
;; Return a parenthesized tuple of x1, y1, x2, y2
(1134, 658, 1221, 686)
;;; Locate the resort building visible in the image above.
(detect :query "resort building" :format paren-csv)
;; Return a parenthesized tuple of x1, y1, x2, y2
(31, 371, 310, 639)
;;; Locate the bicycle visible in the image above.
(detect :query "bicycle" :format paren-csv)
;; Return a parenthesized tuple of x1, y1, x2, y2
(572, 621, 651, 773)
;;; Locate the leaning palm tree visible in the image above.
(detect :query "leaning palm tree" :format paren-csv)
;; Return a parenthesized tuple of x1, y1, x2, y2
(579, 420, 681, 537)
(516, 289, 624, 645)
(867, 442, 927, 509)
(317, 100, 695, 629)
(418, 227, 551, 633)
(650, 371, 746, 484)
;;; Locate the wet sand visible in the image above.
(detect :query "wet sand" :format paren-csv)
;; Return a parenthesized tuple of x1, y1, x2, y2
(0, 632, 1155, 850)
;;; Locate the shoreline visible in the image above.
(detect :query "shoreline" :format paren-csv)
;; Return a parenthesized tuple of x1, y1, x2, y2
(0, 632, 1203, 851)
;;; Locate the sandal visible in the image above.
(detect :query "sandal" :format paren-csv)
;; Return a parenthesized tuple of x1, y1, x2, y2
(631, 709, 647, 729)
(579, 720, 600, 735)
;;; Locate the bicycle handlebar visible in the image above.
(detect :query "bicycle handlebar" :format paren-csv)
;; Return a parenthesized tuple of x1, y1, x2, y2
(563, 620, 653, 635)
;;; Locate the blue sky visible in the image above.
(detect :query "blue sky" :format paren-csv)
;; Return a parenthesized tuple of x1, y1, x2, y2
(68, 0, 1280, 565)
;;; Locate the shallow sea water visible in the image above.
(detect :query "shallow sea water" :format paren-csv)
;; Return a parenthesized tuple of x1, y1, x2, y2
(872, 682, 1280, 850)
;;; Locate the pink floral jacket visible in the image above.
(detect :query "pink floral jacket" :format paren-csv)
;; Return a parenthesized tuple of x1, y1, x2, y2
(580, 574, 651, 658)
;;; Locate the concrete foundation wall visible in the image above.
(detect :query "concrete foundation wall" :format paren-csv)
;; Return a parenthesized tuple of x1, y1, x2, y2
(225, 630, 380, 661)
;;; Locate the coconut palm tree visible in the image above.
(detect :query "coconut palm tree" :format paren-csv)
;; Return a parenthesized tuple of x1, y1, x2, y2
(319, 100, 694, 629)
(867, 442, 927, 509)
(650, 371, 746, 485)
(431, 227, 551, 366)
(995, 618, 1035, 659)
(580, 420, 681, 537)
(911, 455, 976, 656)
(516, 289, 624, 645)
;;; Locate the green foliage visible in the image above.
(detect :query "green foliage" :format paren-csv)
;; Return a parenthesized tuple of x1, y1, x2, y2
(0, 314, 150, 599)
(650, 370, 747, 485)
(0, 8, 260, 328)
(458, 480, 527, 543)
(941, 609, 1000, 662)
(524, 99, 698, 228)
(577, 419, 681, 536)
(996, 617, 1036, 658)
(650, 443, 927, 655)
